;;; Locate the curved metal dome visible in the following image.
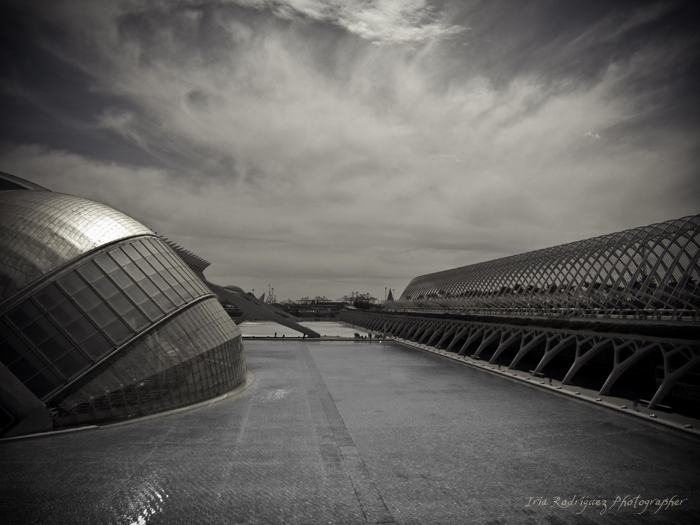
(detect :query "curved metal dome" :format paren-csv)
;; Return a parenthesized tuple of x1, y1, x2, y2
(0, 190, 153, 303)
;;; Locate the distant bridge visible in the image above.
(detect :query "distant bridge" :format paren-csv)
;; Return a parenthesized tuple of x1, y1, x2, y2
(343, 215, 700, 410)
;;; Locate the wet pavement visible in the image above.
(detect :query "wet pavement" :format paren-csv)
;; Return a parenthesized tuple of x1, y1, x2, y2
(2, 339, 700, 524)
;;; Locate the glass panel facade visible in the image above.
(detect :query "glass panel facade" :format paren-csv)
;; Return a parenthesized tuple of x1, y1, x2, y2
(0, 236, 218, 402)
(48, 299, 245, 427)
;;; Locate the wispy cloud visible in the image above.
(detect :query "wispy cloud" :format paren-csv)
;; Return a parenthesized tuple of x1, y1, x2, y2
(1, 0, 698, 299)
(235, 0, 466, 43)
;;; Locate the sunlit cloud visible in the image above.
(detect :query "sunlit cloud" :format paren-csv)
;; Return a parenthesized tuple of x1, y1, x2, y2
(234, 0, 466, 43)
(1, 0, 698, 299)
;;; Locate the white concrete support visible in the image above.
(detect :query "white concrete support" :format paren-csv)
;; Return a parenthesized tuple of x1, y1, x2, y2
(561, 337, 613, 385)
(488, 330, 523, 364)
(533, 335, 577, 376)
(508, 332, 547, 370)
(598, 341, 659, 395)
(649, 346, 700, 409)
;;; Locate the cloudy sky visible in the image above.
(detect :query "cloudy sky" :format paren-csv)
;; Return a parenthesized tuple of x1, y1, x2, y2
(1, 0, 699, 301)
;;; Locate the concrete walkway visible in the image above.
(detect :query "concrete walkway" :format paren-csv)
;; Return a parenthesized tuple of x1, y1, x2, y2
(1, 340, 699, 524)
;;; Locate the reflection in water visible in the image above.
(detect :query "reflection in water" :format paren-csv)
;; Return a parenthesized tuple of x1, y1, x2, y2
(239, 321, 371, 338)
(113, 472, 169, 525)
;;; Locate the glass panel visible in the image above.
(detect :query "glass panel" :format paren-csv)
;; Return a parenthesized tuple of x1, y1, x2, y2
(7, 301, 42, 329)
(77, 261, 104, 284)
(80, 332, 113, 360)
(73, 287, 101, 312)
(150, 273, 169, 291)
(139, 279, 159, 298)
(33, 284, 66, 312)
(103, 319, 132, 345)
(143, 238, 162, 254)
(123, 309, 149, 331)
(170, 266, 191, 282)
(9, 352, 46, 382)
(163, 288, 184, 306)
(86, 303, 118, 329)
(0, 335, 31, 366)
(110, 269, 133, 289)
(123, 262, 146, 282)
(54, 350, 90, 379)
(109, 248, 130, 266)
(182, 281, 201, 298)
(38, 333, 75, 361)
(94, 253, 119, 274)
(146, 255, 164, 272)
(106, 293, 133, 316)
(24, 368, 61, 399)
(133, 241, 152, 258)
(135, 258, 156, 276)
(152, 293, 175, 312)
(140, 300, 164, 322)
(65, 316, 98, 344)
(123, 284, 148, 306)
(93, 277, 119, 300)
(174, 284, 192, 301)
(48, 300, 81, 326)
(160, 271, 179, 288)
(57, 272, 86, 295)
(25, 316, 58, 346)
(122, 244, 142, 261)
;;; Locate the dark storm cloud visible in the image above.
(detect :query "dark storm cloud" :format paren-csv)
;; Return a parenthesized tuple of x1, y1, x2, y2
(1, 0, 698, 300)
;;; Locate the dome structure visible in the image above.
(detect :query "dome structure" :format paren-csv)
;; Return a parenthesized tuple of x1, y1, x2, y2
(0, 190, 153, 302)
(0, 179, 245, 437)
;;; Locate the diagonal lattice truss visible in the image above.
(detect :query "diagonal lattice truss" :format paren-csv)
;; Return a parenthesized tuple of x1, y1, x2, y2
(397, 215, 700, 320)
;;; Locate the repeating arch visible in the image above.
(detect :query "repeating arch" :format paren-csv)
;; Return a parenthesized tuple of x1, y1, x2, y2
(341, 311, 700, 410)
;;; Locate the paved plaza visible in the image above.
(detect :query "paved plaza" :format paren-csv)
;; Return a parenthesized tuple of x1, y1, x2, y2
(2, 339, 699, 524)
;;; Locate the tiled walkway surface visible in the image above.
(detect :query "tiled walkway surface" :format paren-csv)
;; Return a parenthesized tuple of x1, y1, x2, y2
(2, 340, 699, 524)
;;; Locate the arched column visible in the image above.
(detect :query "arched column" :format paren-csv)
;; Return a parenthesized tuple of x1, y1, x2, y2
(508, 331, 547, 369)
(473, 327, 502, 358)
(598, 341, 660, 395)
(561, 337, 613, 385)
(446, 326, 470, 352)
(649, 345, 700, 408)
(436, 325, 457, 349)
(458, 326, 486, 355)
(488, 329, 524, 364)
(533, 335, 577, 375)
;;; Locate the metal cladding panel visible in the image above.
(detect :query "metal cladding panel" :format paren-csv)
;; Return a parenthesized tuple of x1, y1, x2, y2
(0, 191, 153, 302)
(396, 215, 700, 318)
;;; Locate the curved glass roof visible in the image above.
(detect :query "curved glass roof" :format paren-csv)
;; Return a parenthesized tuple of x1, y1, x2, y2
(0, 191, 153, 303)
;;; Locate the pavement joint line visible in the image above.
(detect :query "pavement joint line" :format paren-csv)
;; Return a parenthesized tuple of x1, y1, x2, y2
(0, 371, 256, 443)
(390, 337, 700, 441)
(300, 344, 396, 524)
